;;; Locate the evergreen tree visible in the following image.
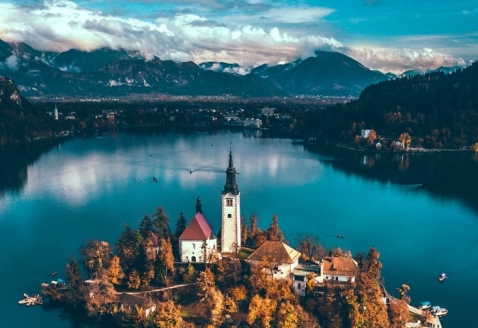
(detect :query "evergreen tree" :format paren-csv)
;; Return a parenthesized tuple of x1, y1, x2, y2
(115, 226, 143, 274)
(139, 215, 153, 239)
(174, 212, 187, 238)
(152, 206, 170, 238)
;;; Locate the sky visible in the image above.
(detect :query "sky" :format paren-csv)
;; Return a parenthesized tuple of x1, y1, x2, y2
(0, 0, 477, 74)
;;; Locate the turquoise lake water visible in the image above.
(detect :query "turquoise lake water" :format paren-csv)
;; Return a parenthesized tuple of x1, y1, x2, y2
(1, 129, 477, 327)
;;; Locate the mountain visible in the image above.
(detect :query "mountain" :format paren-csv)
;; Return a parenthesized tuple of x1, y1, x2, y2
(0, 77, 54, 145)
(0, 38, 456, 99)
(250, 51, 388, 96)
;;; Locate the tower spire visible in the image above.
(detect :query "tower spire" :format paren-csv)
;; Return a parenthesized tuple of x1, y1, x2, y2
(196, 196, 202, 214)
(222, 148, 239, 195)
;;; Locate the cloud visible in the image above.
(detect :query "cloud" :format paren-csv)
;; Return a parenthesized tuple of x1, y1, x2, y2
(0, 54, 19, 71)
(345, 47, 467, 74)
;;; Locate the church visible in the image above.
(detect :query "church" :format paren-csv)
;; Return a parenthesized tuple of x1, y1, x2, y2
(178, 149, 241, 261)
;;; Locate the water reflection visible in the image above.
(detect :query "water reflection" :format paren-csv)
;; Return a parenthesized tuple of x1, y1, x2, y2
(311, 145, 478, 215)
(0, 141, 59, 196)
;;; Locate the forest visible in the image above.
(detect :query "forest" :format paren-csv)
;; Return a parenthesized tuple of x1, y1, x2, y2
(41, 205, 412, 328)
(303, 61, 478, 149)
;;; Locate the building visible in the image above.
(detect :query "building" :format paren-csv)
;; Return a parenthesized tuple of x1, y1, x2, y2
(361, 129, 372, 138)
(247, 241, 301, 280)
(179, 197, 217, 262)
(321, 255, 359, 283)
(292, 261, 321, 296)
(116, 293, 156, 317)
(221, 149, 241, 254)
(244, 118, 262, 129)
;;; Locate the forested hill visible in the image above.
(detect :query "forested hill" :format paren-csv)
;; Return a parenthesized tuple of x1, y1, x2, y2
(306, 61, 478, 149)
(0, 77, 54, 145)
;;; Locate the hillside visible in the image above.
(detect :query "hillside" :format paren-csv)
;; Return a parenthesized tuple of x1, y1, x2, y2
(305, 61, 478, 149)
(0, 77, 55, 145)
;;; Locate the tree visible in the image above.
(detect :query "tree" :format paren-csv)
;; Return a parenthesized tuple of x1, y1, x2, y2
(116, 226, 143, 274)
(107, 255, 125, 285)
(241, 215, 249, 245)
(265, 214, 284, 242)
(66, 256, 83, 290)
(399, 132, 412, 149)
(174, 212, 187, 239)
(367, 129, 377, 145)
(84, 280, 117, 317)
(296, 233, 323, 261)
(196, 267, 215, 301)
(80, 240, 112, 279)
(148, 300, 183, 328)
(152, 206, 170, 238)
(127, 269, 141, 289)
(161, 238, 174, 276)
(139, 215, 153, 239)
(64, 256, 84, 307)
(472, 142, 478, 153)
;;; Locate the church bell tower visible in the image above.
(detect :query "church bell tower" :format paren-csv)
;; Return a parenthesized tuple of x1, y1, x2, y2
(221, 148, 241, 254)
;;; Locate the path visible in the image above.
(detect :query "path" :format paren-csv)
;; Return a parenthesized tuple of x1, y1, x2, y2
(115, 283, 195, 295)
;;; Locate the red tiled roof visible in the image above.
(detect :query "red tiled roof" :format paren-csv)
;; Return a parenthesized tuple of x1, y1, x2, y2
(248, 241, 301, 264)
(179, 212, 215, 240)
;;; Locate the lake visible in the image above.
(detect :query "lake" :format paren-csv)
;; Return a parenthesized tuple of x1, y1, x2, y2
(1, 129, 477, 327)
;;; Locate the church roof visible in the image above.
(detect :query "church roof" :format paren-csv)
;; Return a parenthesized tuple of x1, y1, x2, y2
(322, 256, 359, 276)
(248, 241, 301, 264)
(179, 212, 216, 241)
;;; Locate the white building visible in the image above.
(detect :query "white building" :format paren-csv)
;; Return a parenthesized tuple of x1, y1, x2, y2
(244, 118, 262, 129)
(179, 197, 217, 262)
(361, 129, 372, 138)
(247, 241, 301, 281)
(221, 149, 241, 254)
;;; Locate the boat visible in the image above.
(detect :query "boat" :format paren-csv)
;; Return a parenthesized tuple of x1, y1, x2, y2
(153, 176, 158, 182)
(18, 293, 43, 306)
(438, 272, 447, 283)
(419, 301, 431, 310)
(431, 305, 448, 317)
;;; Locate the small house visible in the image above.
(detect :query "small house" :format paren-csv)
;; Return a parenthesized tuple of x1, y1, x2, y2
(117, 293, 156, 317)
(247, 241, 301, 280)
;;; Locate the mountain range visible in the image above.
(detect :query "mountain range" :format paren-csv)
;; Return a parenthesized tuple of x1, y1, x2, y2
(0, 39, 466, 99)
(0, 39, 392, 99)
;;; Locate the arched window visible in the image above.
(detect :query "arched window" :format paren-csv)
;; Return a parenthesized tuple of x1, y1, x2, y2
(228, 214, 232, 218)
(192, 256, 197, 262)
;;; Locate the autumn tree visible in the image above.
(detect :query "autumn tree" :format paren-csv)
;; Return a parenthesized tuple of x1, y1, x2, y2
(146, 300, 183, 328)
(127, 269, 141, 289)
(472, 142, 478, 153)
(157, 237, 174, 283)
(399, 132, 412, 149)
(84, 280, 117, 317)
(107, 255, 125, 285)
(367, 129, 377, 145)
(265, 214, 284, 242)
(196, 267, 216, 301)
(388, 298, 410, 328)
(152, 206, 170, 238)
(80, 240, 112, 279)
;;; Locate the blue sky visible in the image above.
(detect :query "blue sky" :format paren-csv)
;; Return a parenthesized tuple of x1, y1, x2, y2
(0, 0, 477, 74)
